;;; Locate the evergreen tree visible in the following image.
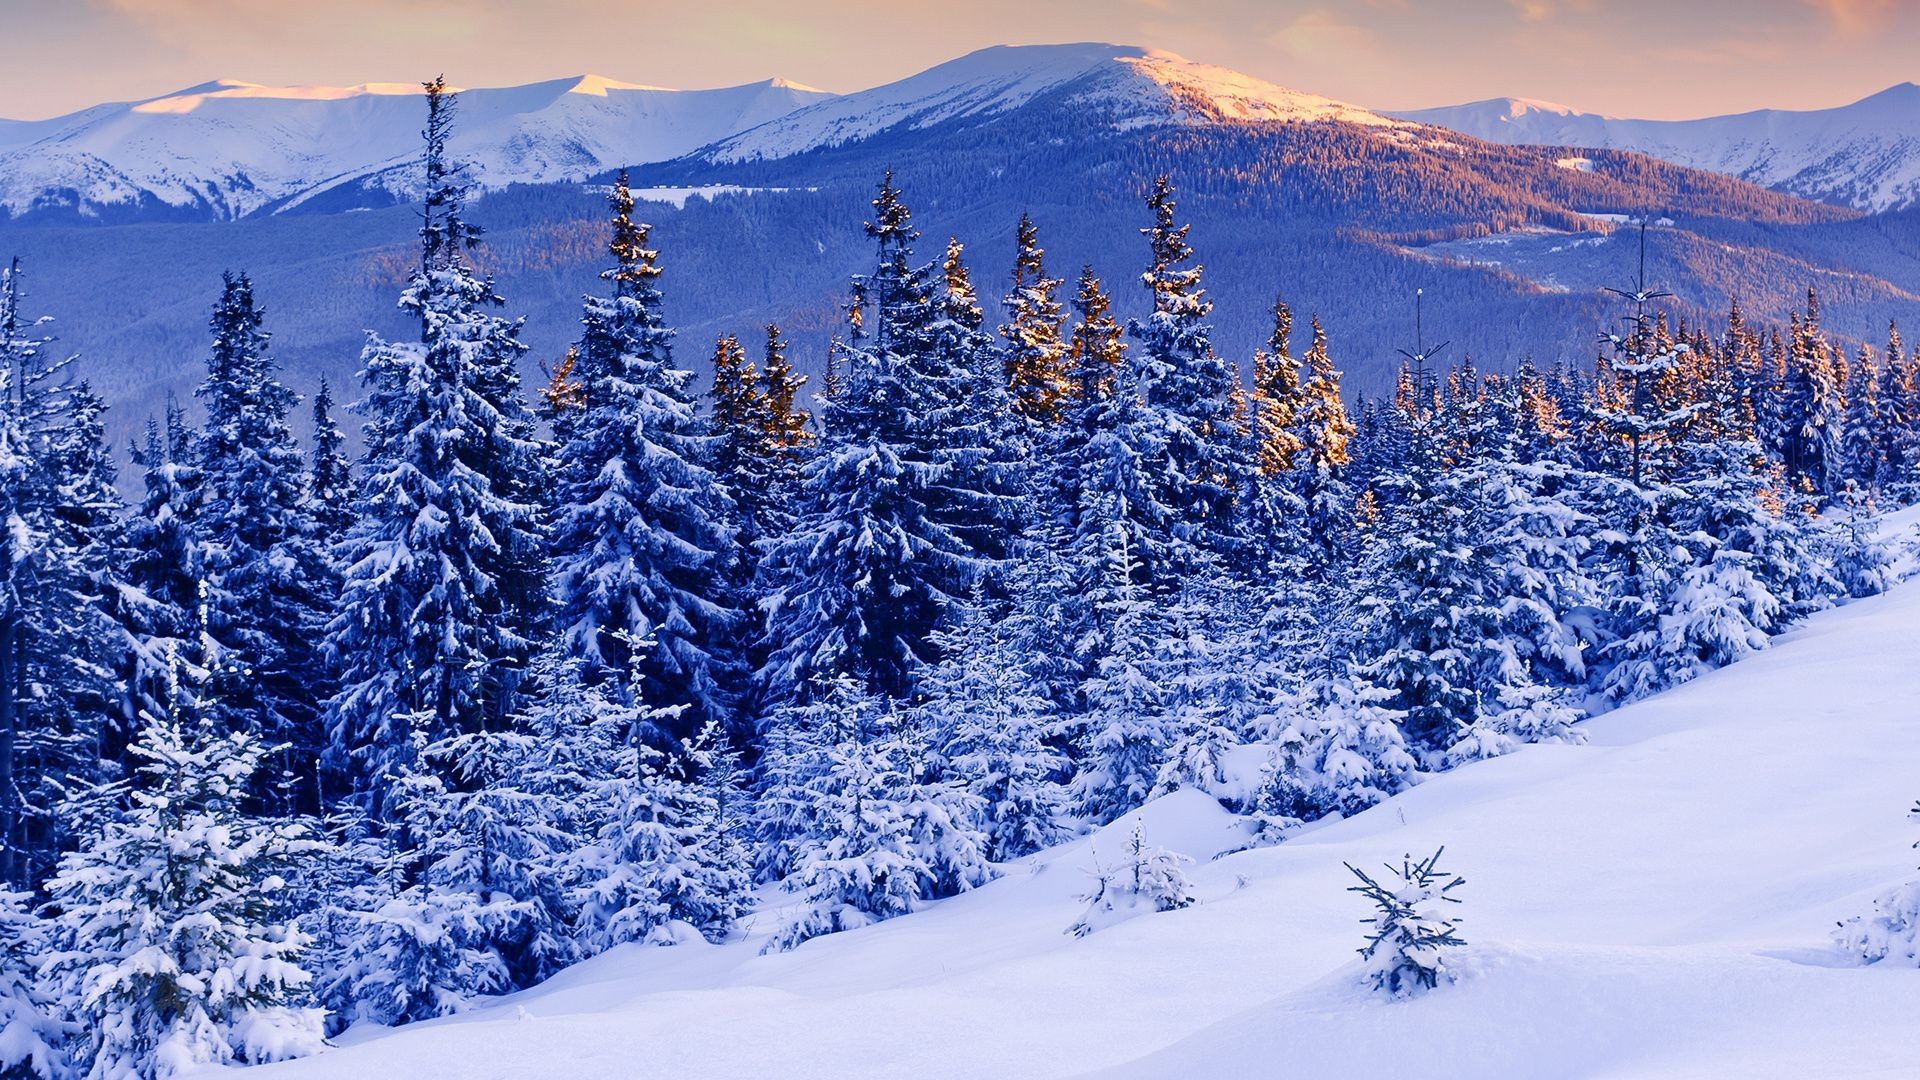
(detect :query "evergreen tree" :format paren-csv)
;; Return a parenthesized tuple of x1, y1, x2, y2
(1128, 176, 1242, 559)
(1287, 316, 1357, 582)
(305, 379, 353, 545)
(758, 174, 984, 702)
(1345, 848, 1467, 997)
(760, 677, 991, 952)
(324, 77, 549, 812)
(193, 272, 332, 813)
(550, 170, 738, 744)
(1841, 344, 1883, 495)
(0, 890, 63, 1078)
(921, 601, 1069, 861)
(1000, 212, 1069, 427)
(1067, 823, 1194, 937)
(0, 261, 125, 891)
(44, 696, 324, 1078)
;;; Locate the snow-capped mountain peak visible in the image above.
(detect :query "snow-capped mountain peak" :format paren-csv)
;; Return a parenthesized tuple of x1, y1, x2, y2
(0, 73, 838, 220)
(701, 42, 1404, 164)
(1393, 84, 1920, 212)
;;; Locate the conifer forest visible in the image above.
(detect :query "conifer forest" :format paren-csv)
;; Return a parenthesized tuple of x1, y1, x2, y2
(1, 66, 1919, 1080)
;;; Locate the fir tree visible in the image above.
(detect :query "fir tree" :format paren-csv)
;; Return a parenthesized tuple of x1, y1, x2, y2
(305, 379, 353, 545)
(0, 261, 125, 891)
(921, 601, 1069, 861)
(550, 170, 738, 744)
(1288, 315, 1356, 582)
(1345, 848, 1467, 997)
(44, 694, 325, 1078)
(1068, 823, 1194, 937)
(324, 77, 549, 812)
(1128, 176, 1243, 559)
(758, 174, 985, 702)
(761, 677, 991, 952)
(1000, 212, 1069, 427)
(192, 272, 332, 813)
(0, 890, 63, 1079)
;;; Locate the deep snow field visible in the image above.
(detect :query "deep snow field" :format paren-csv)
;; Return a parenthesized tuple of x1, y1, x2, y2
(224, 512, 1920, 1080)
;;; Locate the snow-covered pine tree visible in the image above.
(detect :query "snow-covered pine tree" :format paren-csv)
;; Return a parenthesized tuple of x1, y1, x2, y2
(1841, 344, 1883, 496)
(1875, 322, 1919, 502)
(44, 682, 324, 1078)
(553, 634, 750, 952)
(305, 378, 354, 546)
(1067, 523, 1175, 825)
(1286, 315, 1357, 582)
(123, 405, 214, 736)
(761, 677, 991, 952)
(1067, 823, 1194, 937)
(192, 272, 333, 813)
(921, 599, 1069, 862)
(1444, 373, 1588, 764)
(757, 174, 983, 703)
(1239, 299, 1312, 572)
(324, 77, 549, 813)
(1781, 291, 1847, 502)
(1345, 847, 1467, 997)
(1128, 176, 1243, 561)
(929, 234, 1024, 569)
(0, 260, 126, 892)
(1264, 661, 1418, 820)
(1000, 211, 1069, 428)
(1348, 415, 1486, 760)
(550, 170, 738, 744)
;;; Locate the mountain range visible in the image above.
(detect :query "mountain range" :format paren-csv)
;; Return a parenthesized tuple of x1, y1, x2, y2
(1395, 82, 1920, 213)
(0, 42, 1914, 457)
(3, 44, 1914, 220)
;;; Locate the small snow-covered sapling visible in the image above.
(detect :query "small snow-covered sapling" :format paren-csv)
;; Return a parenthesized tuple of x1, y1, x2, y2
(1344, 846, 1467, 996)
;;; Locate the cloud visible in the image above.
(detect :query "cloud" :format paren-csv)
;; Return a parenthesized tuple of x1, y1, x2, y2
(1269, 9, 1377, 60)
(1801, 0, 1900, 34)
(1509, 0, 1555, 21)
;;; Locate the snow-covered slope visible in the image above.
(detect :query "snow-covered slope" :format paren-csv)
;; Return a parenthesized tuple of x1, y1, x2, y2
(691, 42, 1407, 164)
(224, 517, 1920, 1079)
(0, 75, 834, 219)
(1394, 83, 1920, 212)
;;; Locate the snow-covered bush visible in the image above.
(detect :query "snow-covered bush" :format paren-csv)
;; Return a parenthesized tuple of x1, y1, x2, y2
(1834, 801, 1920, 965)
(1345, 847, 1467, 997)
(1068, 824, 1195, 937)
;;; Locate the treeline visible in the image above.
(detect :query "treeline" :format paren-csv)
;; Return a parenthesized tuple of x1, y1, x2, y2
(0, 80, 1911, 1079)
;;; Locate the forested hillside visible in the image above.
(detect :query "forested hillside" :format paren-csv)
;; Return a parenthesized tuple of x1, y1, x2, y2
(0, 79, 1916, 1078)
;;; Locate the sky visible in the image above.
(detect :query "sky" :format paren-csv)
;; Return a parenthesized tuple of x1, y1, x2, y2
(1, 0, 1915, 121)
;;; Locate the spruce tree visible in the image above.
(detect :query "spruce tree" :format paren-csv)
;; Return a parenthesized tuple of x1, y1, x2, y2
(324, 77, 549, 811)
(1000, 212, 1069, 427)
(549, 170, 738, 744)
(306, 378, 353, 545)
(1128, 176, 1242, 559)
(1288, 316, 1357, 582)
(193, 272, 332, 813)
(45, 692, 325, 1078)
(758, 174, 983, 703)
(0, 261, 126, 891)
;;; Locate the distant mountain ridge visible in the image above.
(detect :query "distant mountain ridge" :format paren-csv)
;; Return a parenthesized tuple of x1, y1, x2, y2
(0, 74, 834, 220)
(1392, 83, 1920, 212)
(3, 44, 1914, 221)
(695, 43, 1407, 164)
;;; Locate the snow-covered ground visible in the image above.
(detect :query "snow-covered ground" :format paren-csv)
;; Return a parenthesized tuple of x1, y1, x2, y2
(229, 514, 1920, 1080)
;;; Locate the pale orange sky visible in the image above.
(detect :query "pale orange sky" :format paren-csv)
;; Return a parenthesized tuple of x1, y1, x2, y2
(2, 0, 1915, 121)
